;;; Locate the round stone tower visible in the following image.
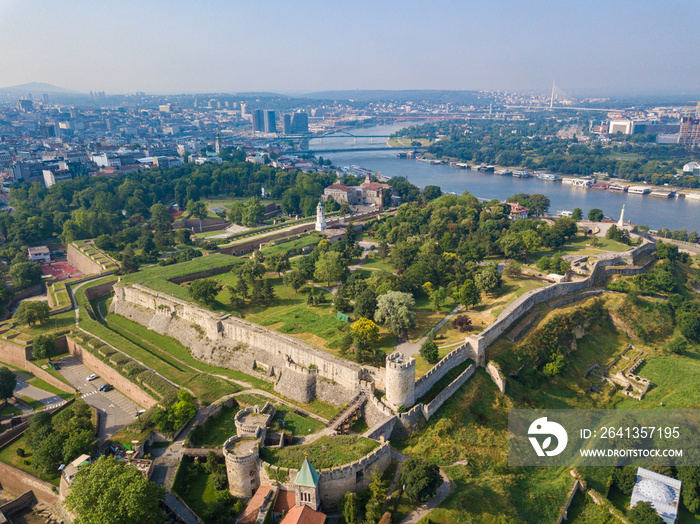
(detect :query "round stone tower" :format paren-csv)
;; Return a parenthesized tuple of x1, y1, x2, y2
(385, 352, 416, 409)
(223, 435, 261, 499)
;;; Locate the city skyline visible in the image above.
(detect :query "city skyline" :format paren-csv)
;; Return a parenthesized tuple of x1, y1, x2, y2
(2, 0, 700, 96)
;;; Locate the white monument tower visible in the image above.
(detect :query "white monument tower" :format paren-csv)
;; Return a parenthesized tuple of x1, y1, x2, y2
(315, 201, 326, 231)
(617, 204, 625, 228)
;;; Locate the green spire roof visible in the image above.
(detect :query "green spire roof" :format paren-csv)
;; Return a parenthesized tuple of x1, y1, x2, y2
(294, 458, 320, 488)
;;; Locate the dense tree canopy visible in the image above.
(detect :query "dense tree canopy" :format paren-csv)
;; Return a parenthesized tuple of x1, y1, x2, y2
(65, 455, 165, 524)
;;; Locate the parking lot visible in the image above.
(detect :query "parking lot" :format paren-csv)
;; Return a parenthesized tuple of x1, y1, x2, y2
(53, 355, 143, 440)
(13, 370, 66, 411)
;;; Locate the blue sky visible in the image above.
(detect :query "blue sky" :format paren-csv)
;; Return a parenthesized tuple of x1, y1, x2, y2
(2, 0, 698, 95)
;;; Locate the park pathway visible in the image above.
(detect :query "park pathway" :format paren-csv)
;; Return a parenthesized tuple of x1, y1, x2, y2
(399, 468, 453, 524)
(394, 305, 464, 360)
(151, 408, 211, 524)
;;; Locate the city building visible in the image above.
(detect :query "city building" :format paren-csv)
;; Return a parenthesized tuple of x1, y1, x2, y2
(42, 168, 71, 188)
(683, 161, 700, 175)
(507, 202, 530, 220)
(630, 468, 681, 524)
(283, 112, 309, 134)
(681, 117, 700, 146)
(608, 119, 634, 135)
(264, 110, 277, 134)
(27, 246, 50, 263)
(252, 109, 264, 133)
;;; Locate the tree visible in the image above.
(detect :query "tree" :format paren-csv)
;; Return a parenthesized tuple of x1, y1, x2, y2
(420, 339, 439, 364)
(528, 194, 550, 216)
(351, 318, 380, 362)
(588, 208, 604, 222)
(475, 265, 501, 295)
(400, 458, 442, 503)
(457, 279, 480, 309)
(149, 203, 173, 230)
(343, 492, 358, 524)
(186, 199, 208, 219)
(239, 256, 265, 283)
(627, 501, 663, 524)
(354, 288, 378, 319)
(374, 291, 416, 335)
(0, 367, 16, 406)
(65, 456, 165, 524)
(612, 466, 637, 495)
(283, 269, 305, 293)
(188, 279, 219, 305)
(9, 261, 42, 288)
(235, 277, 249, 298)
(572, 208, 583, 221)
(314, 251, 344, 287)
(242, 197, 264, 227)
(421, 185, 442, 203)
(268, 252, 291, 276)
(390, 242, 419, 272)
(503, 260, 521, 278)
(118, 243, 138, 274)
(32, 334, 55, 360)
(15, 301, 50, 326)
(451, 315, 472, 333)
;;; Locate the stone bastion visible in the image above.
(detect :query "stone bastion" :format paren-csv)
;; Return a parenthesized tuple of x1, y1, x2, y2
(223, 402, 391, 510)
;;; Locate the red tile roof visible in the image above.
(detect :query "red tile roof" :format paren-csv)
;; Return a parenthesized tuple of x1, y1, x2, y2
(273, 490, 296, 514)
(238, 485, 272, 524)
(279, 505, 326, 524)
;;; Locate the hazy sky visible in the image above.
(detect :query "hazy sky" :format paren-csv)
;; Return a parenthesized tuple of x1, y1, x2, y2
(2, 0, 699, 95)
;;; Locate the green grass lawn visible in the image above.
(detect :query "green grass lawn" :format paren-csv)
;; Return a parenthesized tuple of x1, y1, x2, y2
(0, 404, 22, 417)
(188, 404, 242, 447)
(172, 459, 239, 524)
(119, 254, 240, 301)
(207, 274, 349, 352)
(260, 234, 321, 257)
(0, 435, 60, 485)
(360, 253, 395, 272)
(235, 393, 325, 436)
(28, 377, 74, 400)
(259, 435, 379, 470)
(615, 355, 700, 409)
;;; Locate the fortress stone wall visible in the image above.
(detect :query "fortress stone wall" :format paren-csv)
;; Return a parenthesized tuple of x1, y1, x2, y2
(259, 441, 392, 510)
(414, 341, 481, 401)
(110, 283, 362, 405)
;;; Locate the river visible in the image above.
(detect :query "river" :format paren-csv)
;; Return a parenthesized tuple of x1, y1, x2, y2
(312, 122, 700, 232)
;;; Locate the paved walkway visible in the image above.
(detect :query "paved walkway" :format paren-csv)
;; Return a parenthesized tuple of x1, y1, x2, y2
(395, 305, 464, 359)
(400, 469, 453, 524)
(232, 389, 330, 424)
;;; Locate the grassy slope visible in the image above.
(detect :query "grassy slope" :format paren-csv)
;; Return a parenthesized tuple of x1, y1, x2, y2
(259, 435, 379, 470)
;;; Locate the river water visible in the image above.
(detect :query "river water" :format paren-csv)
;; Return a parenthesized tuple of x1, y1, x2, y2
(312, 123, 700, 231)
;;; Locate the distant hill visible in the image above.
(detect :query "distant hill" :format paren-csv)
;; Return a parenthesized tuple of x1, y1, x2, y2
(0, 82, 77, 94)
(301, 89, 493, 104)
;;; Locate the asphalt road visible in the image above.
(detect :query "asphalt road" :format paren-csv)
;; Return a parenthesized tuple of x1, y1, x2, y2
(53, 355, 143, 440)
(12, 370, 65, 409)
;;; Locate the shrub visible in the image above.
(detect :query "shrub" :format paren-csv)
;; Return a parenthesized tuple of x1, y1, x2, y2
(451, 315, 472, 333)
(16, 448, 24, 457)
(419, 339, 439, 364)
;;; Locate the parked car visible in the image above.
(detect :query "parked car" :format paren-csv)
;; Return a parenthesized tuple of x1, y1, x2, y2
(87, 374, 98, 381)
(99, 384, 113, 392)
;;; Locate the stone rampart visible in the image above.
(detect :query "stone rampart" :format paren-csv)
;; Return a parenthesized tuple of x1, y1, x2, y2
(0, 338, 74, 394)
(83, 280, 116, 301)
(421, 364, 476, 419)
(274, 361, 317, 404)
(66, 337, 157, 408)
(259, 441, 391, 510)
(414, 342, 479, 400)
(0, 462, 58, 506)
(67, 243, 104, 275)
(110, 284, 363, 403)
(385, 352, 415, 409)
(486, 361, 506, 394)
